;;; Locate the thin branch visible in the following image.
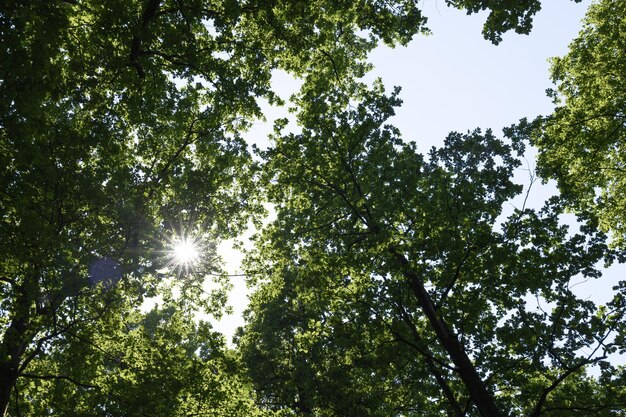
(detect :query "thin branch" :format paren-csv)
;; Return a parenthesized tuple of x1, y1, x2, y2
(436, 246, 473, 310)
(20, 373, 98, 390)
(0, 276, 16, 286)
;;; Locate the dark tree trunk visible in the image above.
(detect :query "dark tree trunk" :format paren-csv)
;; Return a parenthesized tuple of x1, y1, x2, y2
(0, 362, 17, 417)
(0, 307, 31, 417)
(392, 249, 505, 417)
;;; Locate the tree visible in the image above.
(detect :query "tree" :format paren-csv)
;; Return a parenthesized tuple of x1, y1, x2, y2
(9, 297, 273, 416)
(238, 82, 626, 416)
(0, 0, 430, 413)
(445, 0, 584, 44)
(532, 0, 626, 247)
(0, 0, 603, 414)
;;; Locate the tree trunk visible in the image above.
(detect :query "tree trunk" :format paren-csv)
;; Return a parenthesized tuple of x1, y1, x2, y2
(0, 362, 17, 417)
(392, 249, 505, 417)
(0, 307, 31, 417)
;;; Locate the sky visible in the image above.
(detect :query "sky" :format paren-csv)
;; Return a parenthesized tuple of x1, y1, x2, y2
(211, 0, 600, 342)
(366, 0, 592, 150)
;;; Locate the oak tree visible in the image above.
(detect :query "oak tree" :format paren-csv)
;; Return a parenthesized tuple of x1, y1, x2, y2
(239, 82, 626, 416)
(0, 0, 608, 415)
(532, 0, 626, 247)
(0, 0, 427, 413)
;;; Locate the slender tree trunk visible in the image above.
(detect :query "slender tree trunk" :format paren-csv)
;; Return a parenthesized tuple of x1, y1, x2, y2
(0, 363, 17, 417)
(396, 304, 464, 416)
(391, 249, 505, 417)
(428, 359, 465, 417)
(0, 306, 31, 417)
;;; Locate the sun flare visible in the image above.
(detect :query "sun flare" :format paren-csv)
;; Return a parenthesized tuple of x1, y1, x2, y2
(166, 234, 203, 276)
(173, 239, 199, 264)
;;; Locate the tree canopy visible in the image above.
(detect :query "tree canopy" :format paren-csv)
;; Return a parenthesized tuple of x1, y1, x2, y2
(446, 0, 584, 44)
(532, 0, 626, 247)
(238, 81, 626, 416)
(1, 1, 625, 417)
(0, 0, 428, 413)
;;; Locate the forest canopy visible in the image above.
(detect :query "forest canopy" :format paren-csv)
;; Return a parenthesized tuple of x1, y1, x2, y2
(0, 1, 624, 416)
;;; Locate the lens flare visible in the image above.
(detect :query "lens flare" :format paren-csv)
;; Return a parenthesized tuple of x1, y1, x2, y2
(173, 238, 199, 264)
(164, 233, 203, 276)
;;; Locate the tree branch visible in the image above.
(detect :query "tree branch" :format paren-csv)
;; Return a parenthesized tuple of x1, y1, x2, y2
(129, 0, 162, 78)
(389, 247, 504, 417)
(20, 373, 97, 389)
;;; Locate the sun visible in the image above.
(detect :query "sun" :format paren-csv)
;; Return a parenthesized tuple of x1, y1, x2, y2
(173, 238, 199, 264)
(166, 234, 202, 275)
(157, 212, 209, 276)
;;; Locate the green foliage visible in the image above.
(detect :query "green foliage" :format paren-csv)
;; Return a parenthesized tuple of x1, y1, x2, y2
(13, 300, 270, 416)
(445, 0, 583, 44)
(532, 0, 626, 247)
(239, 83, 626, 416)
(1, 0, 621, 416)
(0, 0, 429, 414)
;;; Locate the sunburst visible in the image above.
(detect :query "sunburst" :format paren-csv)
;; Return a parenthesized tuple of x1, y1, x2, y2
(164, 232, 203, 276)
(173, 237, 200, 265)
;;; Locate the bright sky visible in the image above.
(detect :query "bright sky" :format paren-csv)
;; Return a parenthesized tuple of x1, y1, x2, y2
(368, 0, 592, 149)
(212, 0, 601, 342)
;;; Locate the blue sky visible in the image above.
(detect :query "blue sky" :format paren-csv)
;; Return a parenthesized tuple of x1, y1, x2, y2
(213, 0, 605, 341)
(367, 0, 591, 150)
